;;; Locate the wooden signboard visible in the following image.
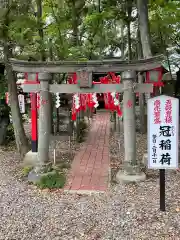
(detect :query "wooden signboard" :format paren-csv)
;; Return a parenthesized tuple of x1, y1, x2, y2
(77, 68, 93, 88)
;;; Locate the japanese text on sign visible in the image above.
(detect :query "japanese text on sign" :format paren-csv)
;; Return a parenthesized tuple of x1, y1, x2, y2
(148, 95, 179, 169)
(154, 99, 161, 124)
(18, 94, 25, 113)
(165, 99, 172, 124)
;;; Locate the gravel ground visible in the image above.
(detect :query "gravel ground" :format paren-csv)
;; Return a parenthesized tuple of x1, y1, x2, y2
(23, 120, 84, 164)
(110, 119, 148, 181)
(1, 119, 180, 239)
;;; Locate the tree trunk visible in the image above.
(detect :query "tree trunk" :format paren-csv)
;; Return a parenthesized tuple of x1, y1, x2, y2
(127, 21, 132, 61)
(137, 0, 152, 58)
(138, 73, 146, 133)
(3, 44, 29, 158)
(137, 0, 160, 106)
(137, 28, 146, 133)
(121, 23, 125, 59)
(36, 0, 46, 61)
(126, 1, 132, 61)
(137, 28, 143, 59)
(72, 0, 79, 46)
(49, 39, 54, 134)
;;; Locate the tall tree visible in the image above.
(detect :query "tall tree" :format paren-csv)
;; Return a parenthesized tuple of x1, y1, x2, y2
(1, 1, 29, 157)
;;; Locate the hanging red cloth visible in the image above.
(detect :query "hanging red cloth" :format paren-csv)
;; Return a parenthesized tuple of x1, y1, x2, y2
(80, 94, 87, 111)
(71, 99, 77, 121)
(99, 73, 122, 115)
(109, 73, 122, 116)
(68, 72, 122, 120)
(87, 93, 94, 108)
(99, 76, 109, 109)
(68, 73, 78, 120)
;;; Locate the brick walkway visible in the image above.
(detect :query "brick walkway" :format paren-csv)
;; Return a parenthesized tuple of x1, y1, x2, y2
(64, 112, 110, 193)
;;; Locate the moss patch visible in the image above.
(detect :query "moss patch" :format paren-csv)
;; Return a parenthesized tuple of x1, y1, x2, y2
(22, 166, 33, 177)
(35, 170, 66, 189)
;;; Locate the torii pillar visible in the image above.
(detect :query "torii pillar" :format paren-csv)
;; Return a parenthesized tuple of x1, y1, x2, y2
(116, 71, 146, 183)
(28, 73, 51, 180)
(35, 73, 51, 171)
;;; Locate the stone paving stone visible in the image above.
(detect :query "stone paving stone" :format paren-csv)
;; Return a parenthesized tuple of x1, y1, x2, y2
(64, 112, 110, 193)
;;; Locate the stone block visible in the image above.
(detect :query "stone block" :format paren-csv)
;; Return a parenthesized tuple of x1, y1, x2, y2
(142, 153, 159, 177)
(28, 170, 57, 184)
(116, 170, 146, 183)
(142, 153, 148, 167)
(23, 150, 38, 167)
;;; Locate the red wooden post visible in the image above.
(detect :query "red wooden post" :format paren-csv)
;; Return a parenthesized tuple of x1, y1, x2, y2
(25, 73, 39, 152)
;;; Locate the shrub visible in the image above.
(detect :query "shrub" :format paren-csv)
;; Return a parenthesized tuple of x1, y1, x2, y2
(79, 120, 87, 130)
(76, 119, 88, 143)
(6, 123, 15, 142)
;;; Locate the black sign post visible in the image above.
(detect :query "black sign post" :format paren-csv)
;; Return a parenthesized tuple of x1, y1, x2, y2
(159, 169, 165, 211)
